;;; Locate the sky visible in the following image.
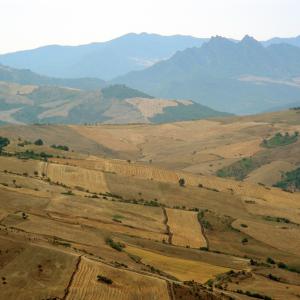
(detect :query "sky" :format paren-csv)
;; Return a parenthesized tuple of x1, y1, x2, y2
(1, 0, 300, 54)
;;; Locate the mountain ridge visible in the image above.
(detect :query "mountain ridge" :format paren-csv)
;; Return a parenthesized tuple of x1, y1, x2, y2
(113, 35, 300, 114)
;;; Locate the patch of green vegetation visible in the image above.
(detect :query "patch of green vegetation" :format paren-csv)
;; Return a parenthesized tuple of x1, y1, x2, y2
(15, 150, 53, 161)
(217, 157, 259, 180)
(266, 257, 276, 265)
(51, 144, 69, 151)
(274, 167, 300, 191)
(277, 262, 300, 274)
(102, 84, 153, 100)
(34, 138, 44, 146)
(106, 238, 125, 252)
(236, 289, 272, 300)
(261, 132, 298, 148)
(0, 136, 10, 152)
(150, 102, 231, 123)
(267, 274, 280, 282)
(197, 210, 212, 230)
(263, 216, 290, 223)
(61, 190, 74, 196)
(53, 238, 71, 247)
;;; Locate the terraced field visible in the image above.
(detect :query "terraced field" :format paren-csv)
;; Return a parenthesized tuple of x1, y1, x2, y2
(166, 208, 207, 248)
(0, 111, 300, 299)
(67, 257, 170, 300)
(126, 246, 230, 283)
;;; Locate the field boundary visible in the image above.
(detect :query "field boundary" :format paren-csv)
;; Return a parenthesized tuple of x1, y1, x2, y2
(63, 255, 82, 300)
(163, 207, 173, 244)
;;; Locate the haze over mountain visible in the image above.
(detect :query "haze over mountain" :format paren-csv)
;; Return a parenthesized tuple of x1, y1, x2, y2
(0, 64, 106, 91)
(114, 35, 300, 114)
(1, 33, 300, 115)
(1, 33, 300, 82)
(262, 35, 300, 48)
(0, 33, 208, 80)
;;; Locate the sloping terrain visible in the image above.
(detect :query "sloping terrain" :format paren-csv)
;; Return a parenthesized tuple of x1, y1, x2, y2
(0, 80, 229, 125)
(0, 113, 299, 299)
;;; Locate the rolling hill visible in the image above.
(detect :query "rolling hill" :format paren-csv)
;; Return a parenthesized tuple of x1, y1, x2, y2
(0, 80, 229, 125)
(114, 36, 300, 114)
(0, 64, 106, 91)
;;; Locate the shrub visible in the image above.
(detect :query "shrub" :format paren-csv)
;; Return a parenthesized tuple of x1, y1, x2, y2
(268, 274, 280, 282)
(178, 178, 185, 187)
(51, 144, 69, 151)
(0, 136, 10, 153)
(266, 257, 275, 264)
(34, 139, 44, 146)
(97, 275, 113, 284)
(106, 238, 125, 252)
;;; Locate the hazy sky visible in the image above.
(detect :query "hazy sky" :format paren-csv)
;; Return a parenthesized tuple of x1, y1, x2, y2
(1, 0, 299, 53)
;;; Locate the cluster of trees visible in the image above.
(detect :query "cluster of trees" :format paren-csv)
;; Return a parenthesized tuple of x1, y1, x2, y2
(274, 167, 300, 192)
(261, 132, 298, 148)
(51, 144, 69, 151)
(0, 137, 10, 153)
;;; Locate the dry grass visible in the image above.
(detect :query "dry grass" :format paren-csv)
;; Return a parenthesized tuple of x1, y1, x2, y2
(0, 237, 78, 300)
(126, 245, 230, 283)
(245, 160, 296, 186)
(67, 256, 170, 300)
(232, 219, 300, 256)
(166, 208, 207, 248)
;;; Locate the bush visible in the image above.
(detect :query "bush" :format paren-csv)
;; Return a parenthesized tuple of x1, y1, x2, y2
(266, 257, 275, 264)
(106, 238, 125, 252)
(178, 178, 185, 187)
(0, 137, 10, 152)
(51, 144, 69, 151)
(97, 275, 113, 284)
(34, 139, 44, 146)
(268, 274, 280, 281)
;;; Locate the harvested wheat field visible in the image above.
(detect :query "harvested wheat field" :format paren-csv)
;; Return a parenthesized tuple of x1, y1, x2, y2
(66, 256, 170, 300)
(166, 208, 207, 248)
(126, 245, 230, 283)
(41, 162, 108, 193)
(0, 109, 300, 299)
(245, 160, 296, 186)
(0, 236, 78, 300)
(232, 219, 300, 256)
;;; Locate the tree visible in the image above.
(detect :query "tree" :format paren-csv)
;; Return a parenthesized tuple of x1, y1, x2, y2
(179, 178, 185, 187)
(34, 139, 44, 146)
(0, 137, 10, 153)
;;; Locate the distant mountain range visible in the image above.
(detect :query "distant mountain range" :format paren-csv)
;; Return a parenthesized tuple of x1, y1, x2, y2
(1, 33, 300, 81)
(0, 74, 229, 125)
(1, 33, 300, 115)
(114, 35, 300, 114)
(262, 35, 300, 48)
(0, 33, 208, 80)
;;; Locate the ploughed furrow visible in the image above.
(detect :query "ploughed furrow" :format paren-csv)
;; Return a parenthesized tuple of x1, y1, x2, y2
(66, 256, 170, 300)
(165, 208, 207, 249)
